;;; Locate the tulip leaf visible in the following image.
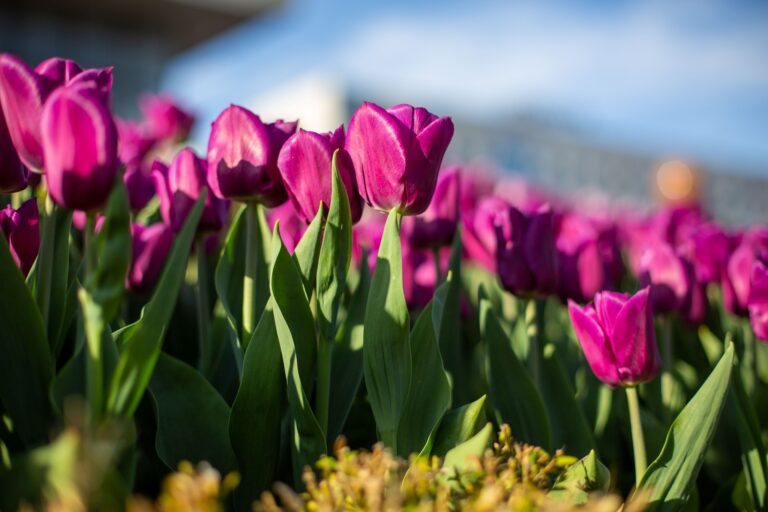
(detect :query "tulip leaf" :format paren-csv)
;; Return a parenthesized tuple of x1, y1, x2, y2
(149, 353, 236, 473)
(46, 207, 73, 354)
(293, 205, 324, 295)
(397, 297, 452, 457)
(549, 450, 611, 505)
(328, 256, 370, 442)
(637, 342, 735, 511)
(429, 395, 487, 457)
(363, 209, 411, 451)
(229, 301, 286, 507)
(106, 192, 206, 418)
(442, 422, 494, 473)
(0, 234, 54, 447)
(270, 226, 325, 480)
(316, 151, 352, 341)
(480, 288, 551, 449)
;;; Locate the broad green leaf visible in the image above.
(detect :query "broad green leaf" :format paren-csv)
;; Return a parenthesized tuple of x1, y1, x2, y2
(229, 302, 286, 507)
(149, 353, 236, 473)
(549, 450, 610, 505)
(397, 299, 452, 457)
(293, 205, 324, 295)
(270, 227, 325, 480)
(442, 422, 494, 472)
(0, 235, 54, 447)
(480, 290, 550, 449)
(106, 192, 206, 418)
(637, 342, 735, 511)
(363, 210, 411, 451)
(46, 207, 73, 354)
(328, 257, 370, 442)
(430, 395, 487, 457)
(435, 230, 466, 404)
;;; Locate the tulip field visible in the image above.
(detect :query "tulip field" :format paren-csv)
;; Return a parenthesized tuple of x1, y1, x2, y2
(1, 52, 768, 512)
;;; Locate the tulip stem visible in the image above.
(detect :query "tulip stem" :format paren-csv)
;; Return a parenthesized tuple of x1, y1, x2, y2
(83, 213, 103, 422)
(36, 196, 56, 334)
(316, 329, 333, 442)
(525, 298, 545, 386)
(626, 386, 647, 487)
(195, 238, 211, 373)
(661, 318, 673, 423)
(242, 203, 260, 344)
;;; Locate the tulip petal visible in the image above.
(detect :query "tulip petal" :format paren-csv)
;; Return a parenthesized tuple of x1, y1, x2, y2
(594, 290, 628, 340)
(610, 287, 660, 385)
(568, 300, 620, 386)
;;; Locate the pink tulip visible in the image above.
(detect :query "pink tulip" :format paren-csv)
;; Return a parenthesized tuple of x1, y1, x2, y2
(127, 223, 174, 293)
(0, 198, 39, 276)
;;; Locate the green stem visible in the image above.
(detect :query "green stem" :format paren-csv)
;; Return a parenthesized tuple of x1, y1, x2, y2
(626, 386, 648, 487)
(195, 238, 210, 373)
(36, 196, 56, 333)
(525, 298, 544, 386)
(242, 203, 260, 343)
(661, 318, 673, 422)
(83, 213, 102, 422)
(316, 330, 333, 441)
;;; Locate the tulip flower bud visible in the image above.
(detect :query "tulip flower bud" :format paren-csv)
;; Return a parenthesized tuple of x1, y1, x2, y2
(723, 229, 768, 316)
(40, 85, 119, 211)
(0, 198, 40, 276)
(638, 242, 691, 313)
(406, 167, 460, 248)
(127, 223, 174, 293)
(749, 261, 768, 341)
(139, 94, 194, 144)
(0, 105, 27, 193)
(462, 196, 509, 272)
(556, 214, 607, 303)
(153, 149, 228, 233)
(35, 57, 83, 86)
(496, 204, 558, 296)
(277, 126, 362, 223)
(0, 53, 51, 172)
(207, 105, 296, 205)
(345, 102, 454, 215)
(568, 287, 660, 387)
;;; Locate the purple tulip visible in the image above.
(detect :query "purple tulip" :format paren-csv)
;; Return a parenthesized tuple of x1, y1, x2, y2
(556, 213, 608, 303)
(153, 149, 228, 233)
(345, 102, 454, 215)
(267, 201, 307, 254)
(678, 223, 730, 285)
(0, 104, 27, 192)
(139, 94, 194, 144)
(405, 166, 460, 248)
(0, 198, 39, 276)
(748, 261, 768, 341)
(462, 196, 509, 272)
(638, 242, 691, 313)
(568, 287, 660, 387)
(277, 126, 362, 223)
(207, 105, 296, 205)
(35, 58, 83, 85)
(0, 54, 52, 172)
(496, 204, 558, 296)
(724, 229, 768, 316)
(126, 223, 174, 293)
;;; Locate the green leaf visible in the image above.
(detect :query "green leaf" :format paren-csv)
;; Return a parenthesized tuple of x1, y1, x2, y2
(480, 289, 550, 449)
(435, 229, 466, 403)
(270, 226, 325, 480)
(442, 422, 494, 472)
(149, 353, 236, 473)
(228, 302, 286, 507)
(430, 395, 487, 457)
(549, 450, 611, 505)
(397, 298, 452, 457)
(363, 210, 411, 450)
(46, 207, 73, 354)
(0, 234, 54, 447)
(328, 257, 370, 442)
(637, 342, 735, 511)
(293, 205, 325, 295)
(106, 192, 206, 418)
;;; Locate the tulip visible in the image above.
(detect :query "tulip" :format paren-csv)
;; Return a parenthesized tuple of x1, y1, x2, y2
(723, 229, 768, 316)
(496, 204, 558, 296)
(40, 85, 119, 211)
(267, 201, 307, 254)
(345, 102, 454, 215)
(405, 167, 460, 248)
(207, 105, 296, 205)
(568, 287, 660, 387)
(126, 223, 174, 293)
(117, 119, 157, 210)
(277, 126, 362, 223)
(556, 213, 607, 303)
(0, 198, 39, 276)
(0, 53, 51, 171)
(637, 242, 691, 313)
(34, 57, 113, 99)
(139, 94, 194, 143)
(462, 196, 509, 272)
(748, 261, 768, 341)
(678, 223, 730, 285)
(0, 105, 26, 192)
(153, 149, 228, 233)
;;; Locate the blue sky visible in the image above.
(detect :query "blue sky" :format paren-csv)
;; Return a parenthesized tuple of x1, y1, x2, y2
(163, 0, 768, 175)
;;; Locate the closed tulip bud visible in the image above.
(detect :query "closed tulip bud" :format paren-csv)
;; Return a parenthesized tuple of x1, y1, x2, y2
(638, 242, 691, 313)
(0, 198, 39, 276)
(568, 287, 660, 387)
(153, 149, 228, 233)
(406, 167, 460, 248)
(749, 261, 768, 341)
(0, 104, 27, 192)
(207, 105, 296, 205)
(556, 214, 606, 303)
(345, 102, 454, 215)
(462, 196, 509, 272)
(678, 223, 730, 285)
(0, 53, 51, 171)
(40, 85, 119, 211)
(127, 223, 174, 293)
(724, 229, 768, 316)
(35, 57, 83, 85)
(277, 126, 362, 223)
(139, 94, 194, 143)
(496, 204, 558, 296)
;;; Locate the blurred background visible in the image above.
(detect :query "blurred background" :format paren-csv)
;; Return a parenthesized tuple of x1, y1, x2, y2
(2, 0, 766, 223)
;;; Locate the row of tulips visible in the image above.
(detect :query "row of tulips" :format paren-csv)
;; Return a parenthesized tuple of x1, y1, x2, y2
(0, 51, 766, 511)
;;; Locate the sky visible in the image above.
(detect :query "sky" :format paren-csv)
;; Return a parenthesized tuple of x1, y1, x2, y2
(163, 0, 768, 175)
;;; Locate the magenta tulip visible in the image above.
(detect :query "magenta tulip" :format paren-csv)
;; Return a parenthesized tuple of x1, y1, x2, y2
(345, 102, 454, 215)
(556, 214, 608, 303)
(462, 196, 509, 272)
(638, 242, 691, 313)
(207, 105, 296, 205)
(568, 287, 660, 387)
(749, 261, 768, 341)
(277, 126, 362, 223)
(127, 223, 174, 293)
(0, 198, 39, 276)
(267, 201, 307, 254)
(139, 94, 194, 143)
(406, 167, 460, 248)
(153, 149, 228, 233)
(0, 105, 26, 192)
(724, 229, 768, 316)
